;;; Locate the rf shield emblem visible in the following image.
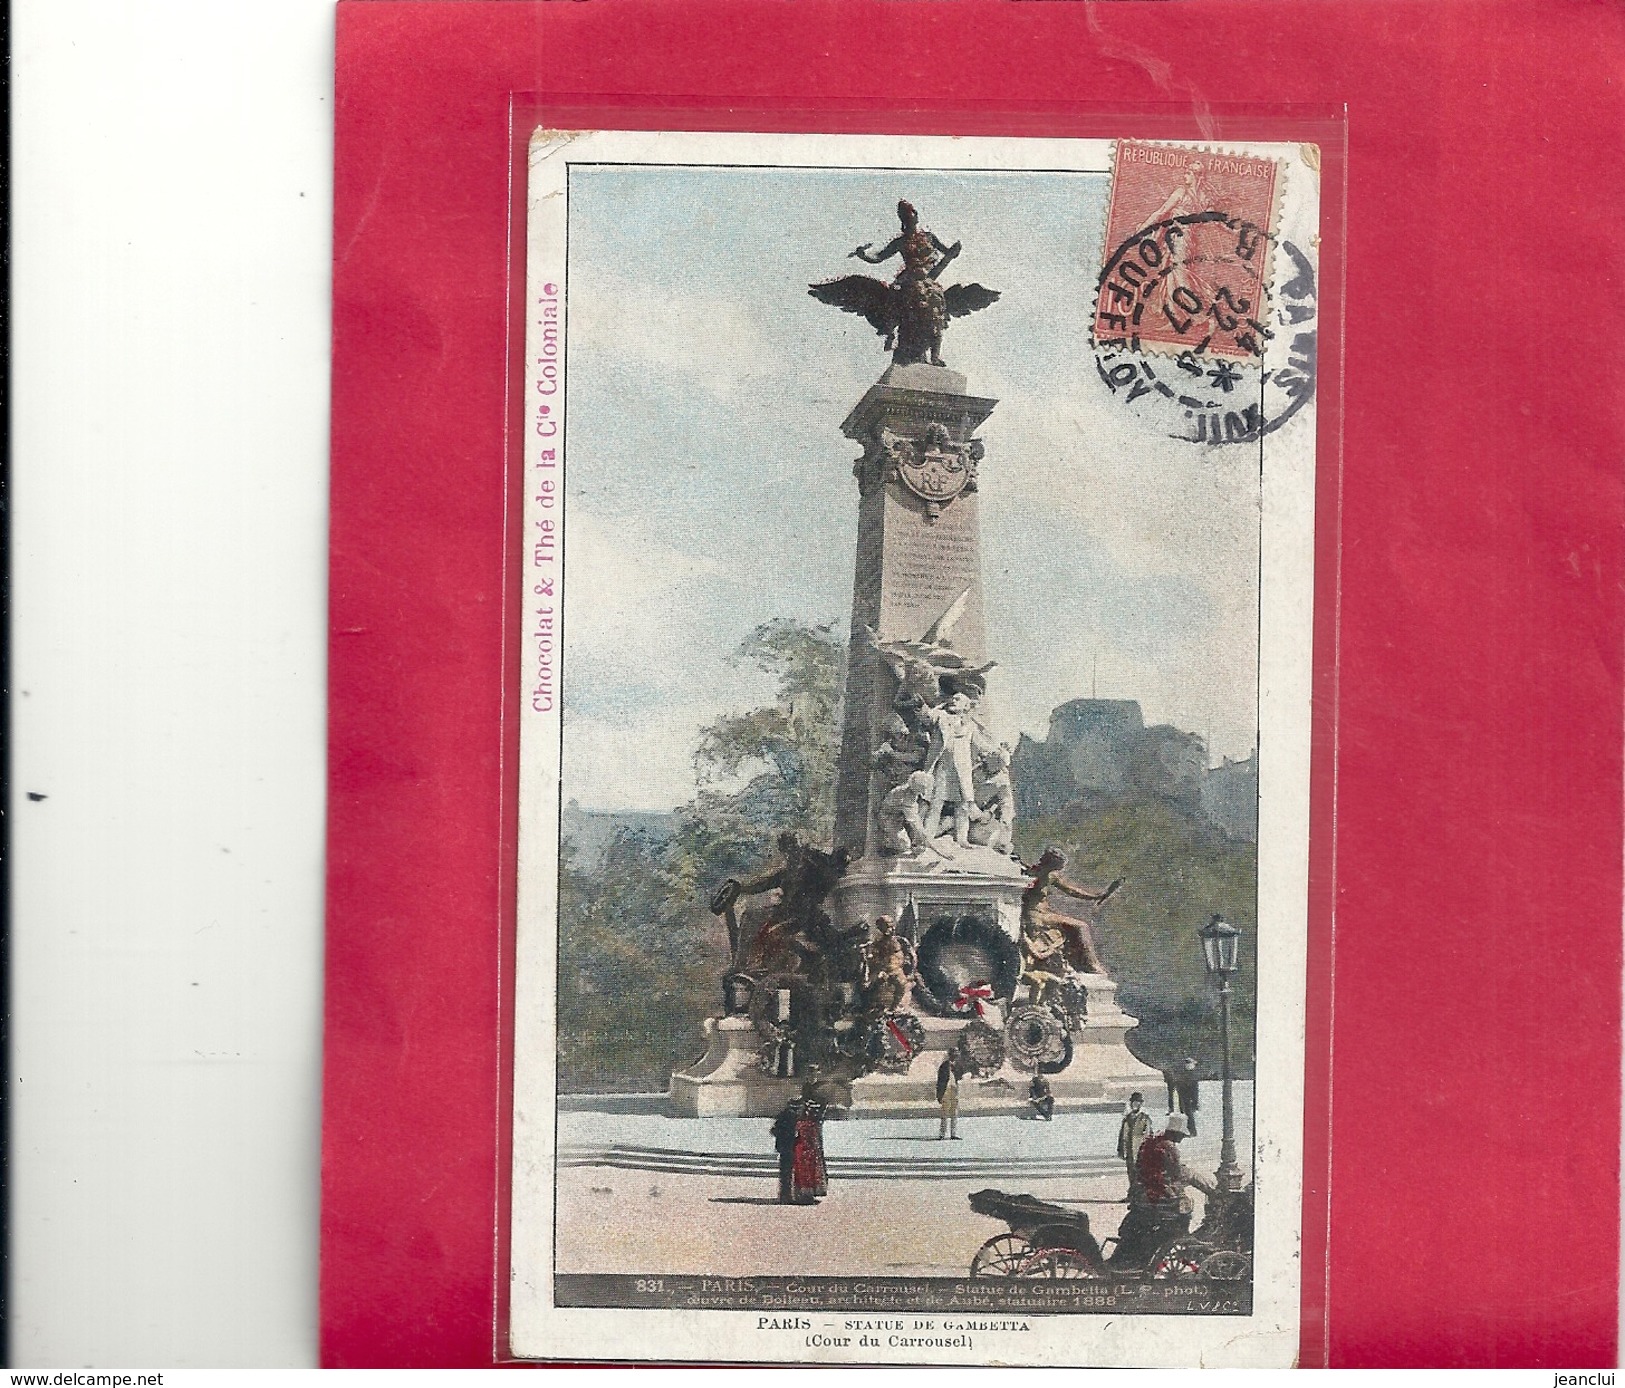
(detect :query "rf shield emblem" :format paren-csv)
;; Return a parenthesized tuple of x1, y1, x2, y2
(897, 424, 971, 516)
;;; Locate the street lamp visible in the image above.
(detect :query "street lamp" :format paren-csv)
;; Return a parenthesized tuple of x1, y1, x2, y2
(1198, 914, 1246, 1194)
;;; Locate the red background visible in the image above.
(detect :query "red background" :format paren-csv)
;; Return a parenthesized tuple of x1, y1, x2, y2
(326, 0, 1625, 1367)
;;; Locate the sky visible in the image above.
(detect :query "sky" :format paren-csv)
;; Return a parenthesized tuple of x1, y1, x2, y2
(559, 164, 1269, 811)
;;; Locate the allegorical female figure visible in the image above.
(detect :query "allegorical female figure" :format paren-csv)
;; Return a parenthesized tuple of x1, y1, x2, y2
(849, 200, 957, 366)
(1019, 849, 1123, 1001)
(790, 1096, 828, 1204)
(809, 201, 999, 368)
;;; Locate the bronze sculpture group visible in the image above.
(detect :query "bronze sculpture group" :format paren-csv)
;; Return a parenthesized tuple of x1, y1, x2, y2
(711, 829, 1123, 1095)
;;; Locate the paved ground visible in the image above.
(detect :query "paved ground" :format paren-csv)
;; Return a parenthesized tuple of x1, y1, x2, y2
(550, 1083, 1252, 1277)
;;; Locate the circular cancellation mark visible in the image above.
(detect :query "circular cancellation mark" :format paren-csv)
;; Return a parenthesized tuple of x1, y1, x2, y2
(1093, 212, 1318, 447)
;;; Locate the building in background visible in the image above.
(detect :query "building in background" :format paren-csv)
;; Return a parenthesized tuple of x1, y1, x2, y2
(1012, 698, 1256, 843)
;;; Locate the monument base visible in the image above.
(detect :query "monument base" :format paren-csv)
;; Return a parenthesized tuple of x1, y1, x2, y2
(667, 978, 1162, 1118)
(831, 846, 1028, 940)
(667, 1016, 800, 1118)
(669, 850, 1161, 1119)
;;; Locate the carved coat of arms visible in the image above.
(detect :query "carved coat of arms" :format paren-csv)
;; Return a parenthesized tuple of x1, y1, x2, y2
(873, 422, 978, 519)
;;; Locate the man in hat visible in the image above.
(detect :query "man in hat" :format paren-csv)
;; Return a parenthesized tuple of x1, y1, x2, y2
(1116, 1091, 1152, 1199)
(1111, 1112, 1214, 1267)
(770, 1097, 801, 1204)
(1137, 1112, 1213, 1210)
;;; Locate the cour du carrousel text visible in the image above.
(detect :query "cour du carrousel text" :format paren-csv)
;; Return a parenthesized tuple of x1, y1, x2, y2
(758, 1316, 1029, 1351)
(531, 282, 560, 713)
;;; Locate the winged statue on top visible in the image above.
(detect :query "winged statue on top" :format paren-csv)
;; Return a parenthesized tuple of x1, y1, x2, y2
(809, 201, 1001, 368)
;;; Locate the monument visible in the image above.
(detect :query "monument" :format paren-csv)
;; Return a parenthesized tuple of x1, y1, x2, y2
(669, 201, 1159, 1117)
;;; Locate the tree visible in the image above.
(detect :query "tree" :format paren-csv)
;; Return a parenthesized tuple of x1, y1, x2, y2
(665, 619, 846, 899)
(558, 619, 846, 1091)
(556, 832, 729, 1093)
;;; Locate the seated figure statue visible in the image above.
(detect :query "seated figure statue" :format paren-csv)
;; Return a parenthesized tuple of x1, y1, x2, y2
(1018, 849, 1123, 1003)
(876, 770, 946, 857)
(966, 745, 1016, 855)
(860, 915, 915, 1014)
(713, 832, 852, 983)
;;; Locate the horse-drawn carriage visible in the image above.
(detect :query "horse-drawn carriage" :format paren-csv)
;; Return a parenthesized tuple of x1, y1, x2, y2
(967, 1186, 1253, 1281)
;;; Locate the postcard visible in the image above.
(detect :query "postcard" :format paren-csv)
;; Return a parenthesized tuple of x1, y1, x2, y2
(509, 129, 1319, 1366)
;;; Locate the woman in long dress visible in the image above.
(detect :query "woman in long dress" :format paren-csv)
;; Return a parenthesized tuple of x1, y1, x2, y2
(789, 1099, 828, 1203)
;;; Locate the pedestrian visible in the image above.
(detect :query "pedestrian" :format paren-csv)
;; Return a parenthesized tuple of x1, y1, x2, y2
(1136, 1112, 1214, 1210)
(789, 1096, 829, 1203)
(1116, 1090, 1151, 1198)
(770, 1098, 800, 1203)
(1028, 1073, 1054, 1121)
(936, 1051, 964, 1139)
(1171, 1057, 1200, 1135)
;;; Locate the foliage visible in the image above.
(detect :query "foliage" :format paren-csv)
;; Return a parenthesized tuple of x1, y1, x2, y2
(557, 620, 845, 1092)
(1014, 799, 1257, 1075)
(556, 833, 730, 1093)
(684, 619, 845, 844)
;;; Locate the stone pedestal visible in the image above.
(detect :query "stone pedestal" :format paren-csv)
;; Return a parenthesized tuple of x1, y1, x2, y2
(831, 844, 1027, 942)
(668, 1004, 1162, 1118)
(668, 1016, 799, 1118)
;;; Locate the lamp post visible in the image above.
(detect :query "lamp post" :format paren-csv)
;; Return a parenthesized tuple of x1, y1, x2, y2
(1199, 914, 1245, 1194)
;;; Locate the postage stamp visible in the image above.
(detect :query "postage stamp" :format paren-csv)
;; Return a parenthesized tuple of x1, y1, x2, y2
(1093, 141, 1282, 361)
(509, 130, 1319, 1367)
(1092, 140, 1317, 448)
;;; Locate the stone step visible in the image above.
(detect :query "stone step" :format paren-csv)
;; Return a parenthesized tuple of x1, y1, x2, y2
(560, 1144, 1123, 1181)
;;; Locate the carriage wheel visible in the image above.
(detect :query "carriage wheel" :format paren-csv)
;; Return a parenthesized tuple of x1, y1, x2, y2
(1030, 1248, 1105, 1279)
(970, 1233, 1035, 1277)
(1199, 1249, 1252, 1281)
(1150, 1240, 1212, 1279)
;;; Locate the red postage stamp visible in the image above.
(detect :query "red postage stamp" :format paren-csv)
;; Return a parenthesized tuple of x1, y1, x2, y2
(1094, 141, 1282, 361)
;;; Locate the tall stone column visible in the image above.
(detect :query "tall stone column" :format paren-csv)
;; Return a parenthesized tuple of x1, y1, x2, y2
(669, 221, 1163, 1116)
(833, 362, 997, 857)
(829, 361, 1028, 948)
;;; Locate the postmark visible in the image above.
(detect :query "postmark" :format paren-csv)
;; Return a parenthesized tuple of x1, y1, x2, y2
(1091, 141, 1317, 446)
